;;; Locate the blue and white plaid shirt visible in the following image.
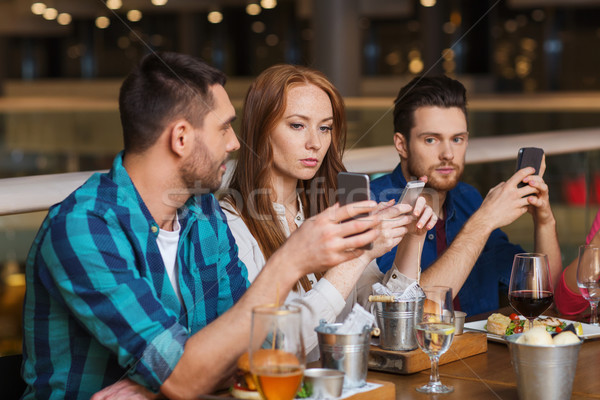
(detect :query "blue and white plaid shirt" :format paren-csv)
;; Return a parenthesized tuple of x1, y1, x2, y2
(22, 152, 249, 399)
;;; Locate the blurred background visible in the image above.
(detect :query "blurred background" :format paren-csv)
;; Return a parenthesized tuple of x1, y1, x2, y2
(1, 0, 600, 354)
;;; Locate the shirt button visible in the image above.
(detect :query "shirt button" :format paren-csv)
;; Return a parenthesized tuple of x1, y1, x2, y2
(427, 233, 435, 240)
(296, 216, 301, 220)
(151, 226, 158, 234)
(309, 280, 314, 284)
(391, 274, 397, 279)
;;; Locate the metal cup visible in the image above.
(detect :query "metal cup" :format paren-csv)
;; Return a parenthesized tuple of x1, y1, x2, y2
(506, 333, 583, 400)
(303, 368, 344, 399)
(315, 322, 371, 389)
(373, 296, 424, 351)
(453, 311, 466, 335)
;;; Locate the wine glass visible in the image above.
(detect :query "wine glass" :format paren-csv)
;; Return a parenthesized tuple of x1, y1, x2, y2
(249, 304, 305, 400)
(414, 286, 455, 394)
(577, 245, 600, 325)
(508, 253, 554, 330)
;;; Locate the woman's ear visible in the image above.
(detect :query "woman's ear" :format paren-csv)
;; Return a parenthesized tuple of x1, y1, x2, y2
(393, 132, 409, 159)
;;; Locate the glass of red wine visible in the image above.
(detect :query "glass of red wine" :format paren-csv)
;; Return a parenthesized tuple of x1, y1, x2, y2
(508, 253, 554, 330)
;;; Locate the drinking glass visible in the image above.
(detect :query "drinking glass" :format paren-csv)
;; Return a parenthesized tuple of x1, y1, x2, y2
(414, 286, 455, 394)
(577, 245, 600, 325)
(508, 253, 554, 330)
(249, 304, 305, 400)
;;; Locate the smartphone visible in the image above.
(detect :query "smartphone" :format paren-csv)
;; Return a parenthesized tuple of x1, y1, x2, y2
(337, 172, 373, 250)
(399, 180, 425, 208)
(516, 147, 544, 188)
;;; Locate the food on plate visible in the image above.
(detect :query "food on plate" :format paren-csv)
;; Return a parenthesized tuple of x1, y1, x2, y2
(553, 331, 581, 345)
(516, 326, 553, 345)
(572, 321, 584, 336)
(232, 352, 261, 400)
(486, 313, 583, 336)
(486, 313, 511, 335)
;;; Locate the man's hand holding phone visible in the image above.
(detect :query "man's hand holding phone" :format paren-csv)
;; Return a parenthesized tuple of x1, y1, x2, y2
(399, 180, 425, 208)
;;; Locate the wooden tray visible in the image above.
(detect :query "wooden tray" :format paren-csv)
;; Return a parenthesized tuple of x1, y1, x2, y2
(368, 331, 487, 374)
(345, 379, 395, 400)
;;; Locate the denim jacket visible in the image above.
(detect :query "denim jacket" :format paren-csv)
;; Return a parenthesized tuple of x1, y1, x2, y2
(371, 163, 524, 315)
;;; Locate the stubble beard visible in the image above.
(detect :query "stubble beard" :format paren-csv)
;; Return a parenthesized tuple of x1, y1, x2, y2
(405, 156, 463, 193)
(180, 139, 225, 194)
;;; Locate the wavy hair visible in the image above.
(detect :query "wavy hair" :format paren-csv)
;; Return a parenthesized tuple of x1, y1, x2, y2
(223, 64, 347, 291)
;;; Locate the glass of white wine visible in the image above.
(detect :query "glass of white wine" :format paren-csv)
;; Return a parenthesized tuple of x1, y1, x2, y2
(249, 304, 305, 400)
(577, 245, 600, 326)
(414, 286, 455, 394)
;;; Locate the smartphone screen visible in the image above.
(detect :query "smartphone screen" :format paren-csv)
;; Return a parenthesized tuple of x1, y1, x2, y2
(337, 172, 373, 250)
(516, 147, 544, 188)
(399, 180, 425, 208)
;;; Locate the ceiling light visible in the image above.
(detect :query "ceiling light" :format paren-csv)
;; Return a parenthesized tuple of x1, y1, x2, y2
(252, 21, 265, 33)
(95, 16, 110, 29)
(207, 11, 223, 24)
(260, 0, 277, 9)
(420, 0, 436, 7)
(106, 0, 122, 10)
(246, 3, 261, 16)
(57, 13, 72, 25)
(127, 10, 142, 22)
(151, 0, 168, 5)
(43, 7, 58, 20)
(31, 2, 46, 15)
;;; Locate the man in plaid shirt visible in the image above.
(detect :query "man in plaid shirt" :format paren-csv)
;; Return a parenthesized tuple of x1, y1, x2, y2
(21, 52, 379, 399)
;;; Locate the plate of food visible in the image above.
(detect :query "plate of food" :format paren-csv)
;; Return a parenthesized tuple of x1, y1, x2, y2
(464, 312, 600, 343)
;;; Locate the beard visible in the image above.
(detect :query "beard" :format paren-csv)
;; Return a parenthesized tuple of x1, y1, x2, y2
(405, 156, 463, 192)
(180, 137, 226, 194)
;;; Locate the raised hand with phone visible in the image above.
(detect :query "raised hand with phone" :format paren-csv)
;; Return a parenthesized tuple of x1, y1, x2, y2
(369, 75, 563, 316)
(337, 172, 436, 257)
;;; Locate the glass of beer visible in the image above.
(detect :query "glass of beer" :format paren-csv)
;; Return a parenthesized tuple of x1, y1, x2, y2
(249, 304, 305, 400)
(414, 286, 455, 394)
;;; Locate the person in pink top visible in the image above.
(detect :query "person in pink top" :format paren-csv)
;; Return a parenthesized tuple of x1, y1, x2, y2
(555, 209, 600, 315)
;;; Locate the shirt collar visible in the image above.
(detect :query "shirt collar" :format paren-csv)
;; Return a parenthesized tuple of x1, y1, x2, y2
(109, 151, 200, 236)
(272, 193, 304, 235)
(392, 163, 408, 188)
(272, 193, 304, 220)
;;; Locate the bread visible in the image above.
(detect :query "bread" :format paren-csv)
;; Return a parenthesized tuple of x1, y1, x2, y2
(516, 326, 553, 345)
(486, 313, 511, 335)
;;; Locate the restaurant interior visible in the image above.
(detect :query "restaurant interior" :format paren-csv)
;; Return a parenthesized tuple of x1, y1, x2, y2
(1, 0, 600, 398)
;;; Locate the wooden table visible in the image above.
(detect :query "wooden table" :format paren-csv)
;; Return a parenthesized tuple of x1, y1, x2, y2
(366, 307, 600, 399)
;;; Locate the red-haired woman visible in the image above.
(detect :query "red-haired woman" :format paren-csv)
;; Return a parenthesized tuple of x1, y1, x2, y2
(220, 65, 436, 360)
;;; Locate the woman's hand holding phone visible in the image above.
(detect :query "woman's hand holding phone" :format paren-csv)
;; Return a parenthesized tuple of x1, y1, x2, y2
(364, 195, 438, 260)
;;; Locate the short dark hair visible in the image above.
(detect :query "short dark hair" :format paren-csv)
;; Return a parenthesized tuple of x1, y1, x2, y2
(119, 52, 226, 153)
(393, 75, 467, 143)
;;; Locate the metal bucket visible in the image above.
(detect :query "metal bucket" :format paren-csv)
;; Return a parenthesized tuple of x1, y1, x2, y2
(315, 323, 371, 389)
(373, 297, 424, 351)
(506, 333, 583, 400)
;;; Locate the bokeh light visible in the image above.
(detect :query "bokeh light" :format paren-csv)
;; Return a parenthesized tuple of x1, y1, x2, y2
(207, 11, 223, 24)
(95, 16, 110, 29)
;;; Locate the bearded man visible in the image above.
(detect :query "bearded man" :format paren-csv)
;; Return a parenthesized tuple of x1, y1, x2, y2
(21, 52, 380, 399)
(370, 76, 562, 315)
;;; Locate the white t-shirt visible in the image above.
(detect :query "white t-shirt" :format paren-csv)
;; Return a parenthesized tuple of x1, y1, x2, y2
(156, 217, 182, 304)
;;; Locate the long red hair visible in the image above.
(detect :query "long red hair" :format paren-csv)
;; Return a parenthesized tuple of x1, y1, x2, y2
(223, 64, 347, 291)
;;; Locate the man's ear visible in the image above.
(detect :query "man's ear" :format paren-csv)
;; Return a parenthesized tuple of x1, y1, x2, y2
(393, 132, 409, 159)
(169, 119, 192, 158)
